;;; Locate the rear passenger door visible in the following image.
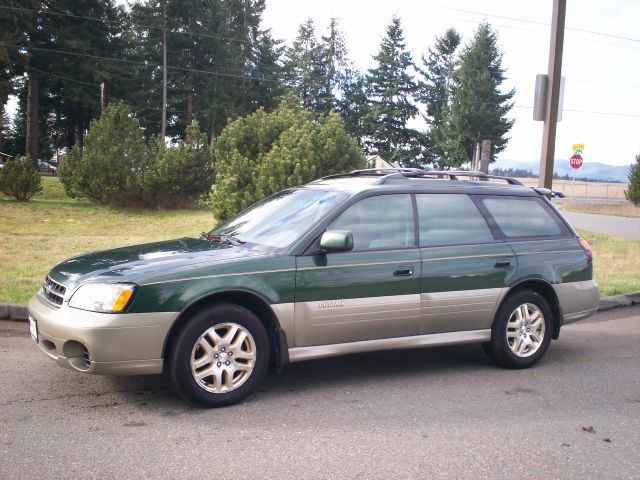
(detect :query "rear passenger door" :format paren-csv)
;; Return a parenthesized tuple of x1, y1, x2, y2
(294, 194, 422, 346)
(416, 193, 515, 335)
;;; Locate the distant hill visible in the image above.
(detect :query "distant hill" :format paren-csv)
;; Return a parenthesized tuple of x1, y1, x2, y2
(492, 159, 631, 183)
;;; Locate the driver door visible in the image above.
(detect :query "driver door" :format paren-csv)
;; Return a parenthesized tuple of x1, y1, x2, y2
(294, 194, 422, 346)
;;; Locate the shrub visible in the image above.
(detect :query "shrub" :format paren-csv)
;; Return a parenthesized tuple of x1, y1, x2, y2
(212, 98, 365, 221)
(0, 155, 42, 201)
(625, 153, 640, 206)
(60, 102, 214, 209)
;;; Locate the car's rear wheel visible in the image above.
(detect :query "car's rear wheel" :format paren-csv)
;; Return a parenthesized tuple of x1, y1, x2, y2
(483, 290, 552, 369)
(168, 303, 270, 407)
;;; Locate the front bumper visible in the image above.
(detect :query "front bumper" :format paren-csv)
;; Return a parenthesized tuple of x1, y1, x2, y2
(27, 293, 178, 375)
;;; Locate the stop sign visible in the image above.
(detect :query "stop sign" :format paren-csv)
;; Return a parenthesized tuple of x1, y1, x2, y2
(570, 154, 583, 169)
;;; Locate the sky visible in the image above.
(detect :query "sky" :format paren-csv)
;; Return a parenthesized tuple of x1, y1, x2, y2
(262, 0, 640, 167)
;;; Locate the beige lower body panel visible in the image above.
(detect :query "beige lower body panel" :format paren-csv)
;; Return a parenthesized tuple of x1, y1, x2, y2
(289, 329, 491, 362)
(419, 287, 505, 334)
(28, 294, 178, 375)
(553, 280, 600, 324)
(293, 294, 421, 346)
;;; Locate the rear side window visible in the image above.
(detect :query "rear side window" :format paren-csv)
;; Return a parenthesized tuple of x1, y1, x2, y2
(481, 196, 567, 238)
(416, 194, 494, 246)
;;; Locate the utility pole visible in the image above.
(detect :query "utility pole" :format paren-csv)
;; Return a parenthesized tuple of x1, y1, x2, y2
(538, 0, 566, 189)
(160, 0, 167, 143)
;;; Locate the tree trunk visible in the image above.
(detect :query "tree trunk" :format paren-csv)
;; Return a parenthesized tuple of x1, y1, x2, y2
(160, 0, 167, 142)
(186, 73, 193, 126)
(0, 102, 5, 149)
(479, 139, 492, 177)
(26, 71, 39, 165)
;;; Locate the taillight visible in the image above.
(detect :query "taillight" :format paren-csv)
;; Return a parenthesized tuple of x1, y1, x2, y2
(579, 238, 593, 262)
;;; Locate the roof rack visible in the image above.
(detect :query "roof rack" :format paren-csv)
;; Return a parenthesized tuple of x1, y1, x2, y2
(319, 168, 424, 180)
(318, 168, 523, 186)
(399, 170, 524, 186)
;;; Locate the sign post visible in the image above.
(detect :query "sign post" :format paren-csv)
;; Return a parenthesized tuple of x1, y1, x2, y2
(569, 144, 584, 207)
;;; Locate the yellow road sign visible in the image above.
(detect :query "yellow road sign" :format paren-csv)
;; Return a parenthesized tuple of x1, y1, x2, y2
(572, 143, 584, 151)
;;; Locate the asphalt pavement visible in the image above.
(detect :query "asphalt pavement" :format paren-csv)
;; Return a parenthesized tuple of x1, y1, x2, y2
(1, 306, 639, 480)
(561, 211, 640, 240)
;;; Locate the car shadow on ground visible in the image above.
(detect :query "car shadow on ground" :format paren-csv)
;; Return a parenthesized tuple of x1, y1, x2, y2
(105, 343, 505, 409)
(105, 333, 601, 412)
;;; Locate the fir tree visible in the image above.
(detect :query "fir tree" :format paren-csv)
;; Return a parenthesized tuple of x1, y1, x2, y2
(416, 28, 461, 168)
(283, 19, 325, 111)
(447, 22, 515, 167)
(625, 153, 640, 206)
(364, 17, 421, 166)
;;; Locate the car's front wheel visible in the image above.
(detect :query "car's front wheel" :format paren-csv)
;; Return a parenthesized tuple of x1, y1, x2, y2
(483, 290, 552, 369)
(168, 303, 270, 407)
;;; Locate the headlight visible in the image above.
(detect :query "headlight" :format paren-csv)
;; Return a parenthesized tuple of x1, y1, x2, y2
(68, 283, 136, 313)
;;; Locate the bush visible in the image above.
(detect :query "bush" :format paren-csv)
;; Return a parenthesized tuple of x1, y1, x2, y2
(60, 102, 214, 208)
(625, 153, 640, 206)
(0, 155, 42, 201)
(212, 98, 365, 221)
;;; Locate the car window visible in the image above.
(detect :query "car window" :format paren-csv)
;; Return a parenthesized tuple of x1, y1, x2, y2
(211, 189, 347, 249)
(416, 194, 494, 246)
(329, 194, 415, 250)
(481, 196, 565, 238)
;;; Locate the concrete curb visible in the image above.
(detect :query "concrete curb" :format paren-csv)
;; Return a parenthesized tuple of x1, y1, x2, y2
(2, 291, 640, 321)
(1, 304, 29, 321)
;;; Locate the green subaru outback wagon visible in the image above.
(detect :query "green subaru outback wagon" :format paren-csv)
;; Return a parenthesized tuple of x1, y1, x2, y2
(28, 169, 599, 407)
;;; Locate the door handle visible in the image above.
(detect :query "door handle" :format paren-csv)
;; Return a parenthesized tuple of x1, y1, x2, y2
(494, 259, 512, 268)
(394, 265, 414, 276)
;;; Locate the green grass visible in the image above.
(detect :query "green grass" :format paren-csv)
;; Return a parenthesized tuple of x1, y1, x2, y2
(1, 178, 638, 304)
(0, 177, 214, 304)
(556, 201, 640, 218)
(576, 229, 640, 296)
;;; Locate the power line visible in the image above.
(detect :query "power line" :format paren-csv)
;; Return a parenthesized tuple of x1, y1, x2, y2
(0, 5, 253, 45)
(29, 66, 100, 86)
(562, 108, 640, 119)
(1, 42, 279, 83)
(424, 3, 640, 44)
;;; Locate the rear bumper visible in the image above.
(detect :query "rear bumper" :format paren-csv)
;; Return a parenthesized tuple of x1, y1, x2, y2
(27, 293, 178, 376)
(553, 279, 600, 325)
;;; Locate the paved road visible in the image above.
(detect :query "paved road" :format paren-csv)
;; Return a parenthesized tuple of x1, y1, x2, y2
(562, 211, 640, 240)
(1, 307, 639, 480)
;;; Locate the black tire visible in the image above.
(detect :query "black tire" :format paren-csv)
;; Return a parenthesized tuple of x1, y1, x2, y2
(483, 289, 553, 369)
(168, 303, 270, 407)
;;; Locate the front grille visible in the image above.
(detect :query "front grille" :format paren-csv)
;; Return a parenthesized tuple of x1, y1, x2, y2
(42, 276, 67, 306)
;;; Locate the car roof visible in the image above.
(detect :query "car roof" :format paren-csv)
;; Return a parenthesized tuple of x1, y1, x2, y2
(303, 169, 544, 197)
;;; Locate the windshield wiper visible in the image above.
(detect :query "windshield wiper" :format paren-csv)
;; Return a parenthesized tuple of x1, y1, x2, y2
(200, 232, 245, 246)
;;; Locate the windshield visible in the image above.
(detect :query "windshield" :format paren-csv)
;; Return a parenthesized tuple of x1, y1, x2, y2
(210, 189, 347, 249)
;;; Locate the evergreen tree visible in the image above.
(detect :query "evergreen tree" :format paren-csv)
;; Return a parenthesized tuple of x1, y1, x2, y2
(283, 19, 325, 111)
(212, 97, 364, 220)
(245, 29, 285, 113)
(447, 22, 515, 167)
(416, 28, 461, 168)
(337, 71, 370, 148)
(625, 153, 640, 206)
(364, 17, 421, 166)
(317, 18, 349, 113)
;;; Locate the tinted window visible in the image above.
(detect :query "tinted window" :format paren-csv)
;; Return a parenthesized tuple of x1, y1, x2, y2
(416, 194, 494, 246)
(330, 194, 414, 250)
(481, 196, 564, 238)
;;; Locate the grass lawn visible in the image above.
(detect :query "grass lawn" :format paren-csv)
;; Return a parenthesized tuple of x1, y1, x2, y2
(556, 201, 640, 218)
(1, 177, 214, 304)
(1, 178, 638, 304)
(576, 229, 640, 297)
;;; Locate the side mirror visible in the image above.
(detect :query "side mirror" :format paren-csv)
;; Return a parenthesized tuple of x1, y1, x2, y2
(319, 230, 354, 253)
